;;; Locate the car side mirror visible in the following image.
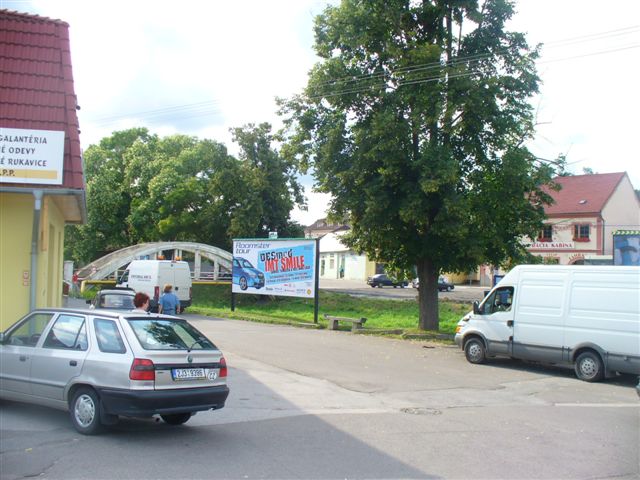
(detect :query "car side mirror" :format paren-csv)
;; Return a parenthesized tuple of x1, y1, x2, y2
(473, 300, 482, 315)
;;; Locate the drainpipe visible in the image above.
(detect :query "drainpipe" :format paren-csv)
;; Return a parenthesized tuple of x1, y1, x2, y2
(30, 190, 43, 311)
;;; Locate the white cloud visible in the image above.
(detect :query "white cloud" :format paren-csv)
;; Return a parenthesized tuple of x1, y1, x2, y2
(291, 188, 332, 226)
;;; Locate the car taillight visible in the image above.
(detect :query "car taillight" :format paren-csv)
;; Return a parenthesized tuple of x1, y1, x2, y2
(130, 358, 155, 381)
(154, 286, 160, 302)
(219, 357, 228, 378)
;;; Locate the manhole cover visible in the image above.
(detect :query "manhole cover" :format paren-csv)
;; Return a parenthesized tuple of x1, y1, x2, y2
(400, 407, 442, 415)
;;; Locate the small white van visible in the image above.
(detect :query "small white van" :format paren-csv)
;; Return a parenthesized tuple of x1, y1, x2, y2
(117, 260, 192, 312)
(454, 265, 640, 382)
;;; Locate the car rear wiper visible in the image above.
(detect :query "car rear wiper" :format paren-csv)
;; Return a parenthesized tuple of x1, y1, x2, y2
(187, 338, 209, 352)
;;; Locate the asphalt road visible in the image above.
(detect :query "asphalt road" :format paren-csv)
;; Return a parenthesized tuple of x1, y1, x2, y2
(1, 314, 638, 479)
(319, 278, 487, 303)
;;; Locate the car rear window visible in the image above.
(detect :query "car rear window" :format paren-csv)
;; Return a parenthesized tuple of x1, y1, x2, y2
(127, 319, 215, 351)
(99, 293, 135, 309)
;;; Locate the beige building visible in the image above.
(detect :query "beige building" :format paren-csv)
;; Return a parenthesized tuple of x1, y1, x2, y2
(528, 172, 639, 265)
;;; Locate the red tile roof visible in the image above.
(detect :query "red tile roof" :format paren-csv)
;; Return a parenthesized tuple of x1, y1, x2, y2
(0, 9, 84, 190)
(543, 172, 626, 215)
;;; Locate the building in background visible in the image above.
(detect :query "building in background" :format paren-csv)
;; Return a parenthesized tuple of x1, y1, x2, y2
(318, 230, 376, 281)
(0, 10, 86, 328)
(527, 172, 639, 265)
(304, 217, 349, 239)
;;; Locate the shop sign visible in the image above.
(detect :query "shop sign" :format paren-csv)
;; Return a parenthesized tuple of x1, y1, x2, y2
(528, 241, 575, 250)
(0, 127, 65, 185)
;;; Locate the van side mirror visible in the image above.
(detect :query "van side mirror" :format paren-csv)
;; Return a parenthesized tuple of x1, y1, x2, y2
(473, 300, 482, 315)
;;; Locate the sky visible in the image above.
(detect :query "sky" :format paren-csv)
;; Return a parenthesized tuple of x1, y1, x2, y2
(3, 0, 639, 226)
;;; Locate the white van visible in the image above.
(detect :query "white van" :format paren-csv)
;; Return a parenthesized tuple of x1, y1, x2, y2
(454, 265, 640, 382)
(117, 260, 192, 312)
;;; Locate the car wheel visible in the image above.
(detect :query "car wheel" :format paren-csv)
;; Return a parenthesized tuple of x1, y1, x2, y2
(70, 387, 103, 435)
(464, 338, 486, 364)
(377, 284, 383, 288)
(239, 276, 248, 290)
(575, 351, 604, 382)
(447, 286, 453, 291)
(370, 284, 376, 288)
(161, 413, 192, 425)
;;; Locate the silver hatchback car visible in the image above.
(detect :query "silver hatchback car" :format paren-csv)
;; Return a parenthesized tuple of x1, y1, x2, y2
(0, 308, 229, 434)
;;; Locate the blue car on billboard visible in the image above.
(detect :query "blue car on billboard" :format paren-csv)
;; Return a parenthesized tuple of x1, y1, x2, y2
(233, 257, 265, 290)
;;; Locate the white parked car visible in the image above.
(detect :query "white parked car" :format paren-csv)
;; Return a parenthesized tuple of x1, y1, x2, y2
(0, 308, 229, 434)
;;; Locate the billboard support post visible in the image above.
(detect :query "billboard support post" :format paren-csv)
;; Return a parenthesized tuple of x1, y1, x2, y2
(314, 237, 320, 324)
(231, 291, 235, 311)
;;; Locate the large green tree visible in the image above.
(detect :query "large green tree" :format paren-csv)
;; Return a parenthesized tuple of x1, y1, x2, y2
(230, 123, 306, 239)
(66, 126, 305, 264)
(280, 0, 556, 330)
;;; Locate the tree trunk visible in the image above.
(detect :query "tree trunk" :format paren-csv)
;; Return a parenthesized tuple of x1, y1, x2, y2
(417, 258, 439, 331)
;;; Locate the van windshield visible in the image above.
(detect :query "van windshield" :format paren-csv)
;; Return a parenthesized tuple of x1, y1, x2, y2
(127, 319, 215, 350)
(118, 270, 129, 283)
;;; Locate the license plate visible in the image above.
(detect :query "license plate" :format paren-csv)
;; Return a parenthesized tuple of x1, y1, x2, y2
(172, 368, 205, 380)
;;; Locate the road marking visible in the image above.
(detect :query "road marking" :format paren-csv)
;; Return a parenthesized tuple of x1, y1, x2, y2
(554, 403, 639, 408)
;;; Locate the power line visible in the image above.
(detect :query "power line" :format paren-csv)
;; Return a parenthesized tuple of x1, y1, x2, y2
(89, 101, 223, 127)
(308, 26, 638, 91)
(305, 43, 638, 101)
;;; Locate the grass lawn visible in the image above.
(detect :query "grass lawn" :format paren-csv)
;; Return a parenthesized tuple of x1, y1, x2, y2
(190, 284, 470, 335)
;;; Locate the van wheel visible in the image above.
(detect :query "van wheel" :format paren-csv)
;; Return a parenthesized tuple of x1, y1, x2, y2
(161, 413, 192, 425)
(239, 277, 248, 290)
(70, 387, 103, 435)
(575, 351, 604, 382)
(464, 338, 486, 364)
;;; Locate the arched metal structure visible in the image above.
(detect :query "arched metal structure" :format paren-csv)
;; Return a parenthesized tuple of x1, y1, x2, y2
(76, 242, 232, 281)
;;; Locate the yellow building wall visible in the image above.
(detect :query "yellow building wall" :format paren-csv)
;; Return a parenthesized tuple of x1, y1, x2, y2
(0, 193, 65, 330)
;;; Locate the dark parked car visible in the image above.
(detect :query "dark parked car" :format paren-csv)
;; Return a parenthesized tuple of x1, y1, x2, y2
(367, 274, 408, 288)
(410, 277, 455, 291)
(438, 277, 454, 292)
(87, 288, 135, 310)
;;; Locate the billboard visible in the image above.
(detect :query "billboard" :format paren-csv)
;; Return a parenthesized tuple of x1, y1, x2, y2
(232, 239, 317, 298)
(613, 231, 640, 266)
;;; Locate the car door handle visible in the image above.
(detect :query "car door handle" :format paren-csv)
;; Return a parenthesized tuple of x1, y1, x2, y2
(19, 355, 28, 362)
(507, 320, 514, 327)
(69, 360, 77, 366)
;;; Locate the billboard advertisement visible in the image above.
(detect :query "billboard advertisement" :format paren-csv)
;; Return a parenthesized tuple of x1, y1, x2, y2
(613, 231, 640, 266)
(232, 239, 317, 298)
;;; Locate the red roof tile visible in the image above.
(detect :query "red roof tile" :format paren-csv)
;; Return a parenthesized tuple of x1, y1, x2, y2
(0, 9, 84, 191)
(543, 172, 626, 216)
